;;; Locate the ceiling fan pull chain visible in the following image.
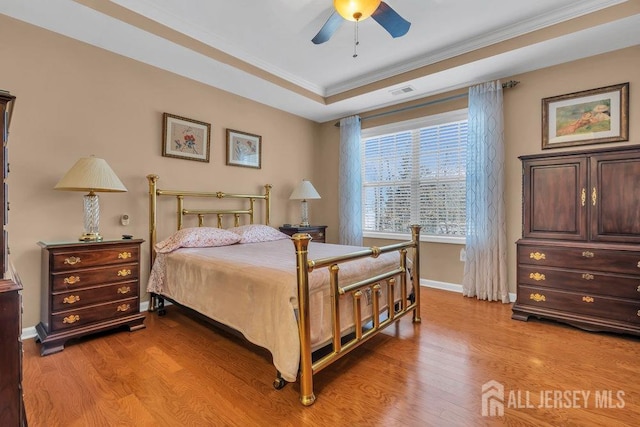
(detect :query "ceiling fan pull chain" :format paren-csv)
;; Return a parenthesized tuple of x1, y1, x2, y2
(353, 19, 360, 58)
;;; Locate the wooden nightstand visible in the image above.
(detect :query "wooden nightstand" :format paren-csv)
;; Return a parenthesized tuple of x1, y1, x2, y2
(279, 225, 327, 243)
(36, 239, 146, 356)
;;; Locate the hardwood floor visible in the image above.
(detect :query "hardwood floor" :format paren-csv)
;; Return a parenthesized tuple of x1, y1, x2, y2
(22, 288, 639, 426)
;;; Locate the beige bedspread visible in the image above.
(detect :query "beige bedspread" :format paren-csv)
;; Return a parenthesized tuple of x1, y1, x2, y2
(147, 239, 405, 382)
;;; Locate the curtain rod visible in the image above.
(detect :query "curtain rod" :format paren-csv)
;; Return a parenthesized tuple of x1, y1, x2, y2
(334, 80, 520, 126)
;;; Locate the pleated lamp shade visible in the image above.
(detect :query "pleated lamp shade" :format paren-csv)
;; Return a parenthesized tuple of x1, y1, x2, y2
(54, 156, 127, 193)
(54, 156, 127, 241)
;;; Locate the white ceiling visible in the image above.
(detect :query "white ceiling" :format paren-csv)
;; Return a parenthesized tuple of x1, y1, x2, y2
(2, 0, 640, 123)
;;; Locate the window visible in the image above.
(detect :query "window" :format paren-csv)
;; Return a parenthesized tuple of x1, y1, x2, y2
(361, 109, 467, 243)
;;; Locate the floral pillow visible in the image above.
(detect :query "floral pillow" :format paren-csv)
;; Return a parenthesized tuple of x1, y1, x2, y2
(228, 224, 290, 244)
(155, 227, 241, 253)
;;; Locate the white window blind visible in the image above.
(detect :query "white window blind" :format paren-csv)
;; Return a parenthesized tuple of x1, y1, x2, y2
(361, 109, 467, 240)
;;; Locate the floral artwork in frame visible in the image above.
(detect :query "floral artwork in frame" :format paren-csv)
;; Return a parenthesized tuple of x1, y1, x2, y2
(226, 129, 262, 169)
(542, 83, 629, 149)
(162, 113, 211, 162)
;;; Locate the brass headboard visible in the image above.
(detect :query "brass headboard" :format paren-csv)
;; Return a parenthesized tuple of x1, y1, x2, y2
(147, 174, 272, 265)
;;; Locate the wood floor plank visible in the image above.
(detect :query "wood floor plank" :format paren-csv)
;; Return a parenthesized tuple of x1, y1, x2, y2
(22, 288, 640, 426)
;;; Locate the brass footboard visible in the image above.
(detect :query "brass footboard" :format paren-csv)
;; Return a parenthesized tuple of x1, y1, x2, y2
(292, 225, 421, 406)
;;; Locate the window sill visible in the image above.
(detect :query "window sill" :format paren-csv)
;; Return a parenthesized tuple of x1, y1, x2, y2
(363, 231, 466, 245)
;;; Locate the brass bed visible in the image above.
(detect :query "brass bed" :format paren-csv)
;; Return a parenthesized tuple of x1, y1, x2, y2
(146, 174, 422, 405)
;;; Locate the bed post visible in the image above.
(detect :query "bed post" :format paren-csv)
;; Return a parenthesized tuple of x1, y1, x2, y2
(410, 224, 422, 323)
(291, 232, 315, 406)
(264, 184, 272, 226)
(147, 174, 159, 312)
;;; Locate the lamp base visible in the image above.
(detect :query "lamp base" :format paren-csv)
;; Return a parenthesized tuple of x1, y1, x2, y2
(79, 232, 103, 242)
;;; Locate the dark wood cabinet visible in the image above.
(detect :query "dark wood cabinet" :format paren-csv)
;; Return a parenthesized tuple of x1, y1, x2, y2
(514, 145, 640, 335)
(36, 239, 146, 355)
(0, 91, 26, 426)
(279, 225, 327, 243)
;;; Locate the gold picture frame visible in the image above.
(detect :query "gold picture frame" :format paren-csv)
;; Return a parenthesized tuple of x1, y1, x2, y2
(162, 113, 211, 162)
(542, 83, 629, 149)
(226, 129, 262, 169)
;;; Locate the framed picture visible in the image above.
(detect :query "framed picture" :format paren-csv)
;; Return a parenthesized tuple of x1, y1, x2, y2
(542, 83, 629, 149)
(162, 113, 211, 162)
(226, 129, 262, 169)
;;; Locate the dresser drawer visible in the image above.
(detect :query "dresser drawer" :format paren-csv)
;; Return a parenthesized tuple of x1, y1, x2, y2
(518, 285, 640, 325)
(51, 263, 139, 291)
(51, 281, 139, 312)
(518, 244, 640, 276)
(518, 265, 640, 300)
(50, 297, 139, 331)
(51, 245, 140, 271)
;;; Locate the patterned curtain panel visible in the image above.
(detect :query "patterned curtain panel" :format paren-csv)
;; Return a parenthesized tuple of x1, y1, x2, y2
(463, 81, 509, 303)
(339, 115, 363, 245)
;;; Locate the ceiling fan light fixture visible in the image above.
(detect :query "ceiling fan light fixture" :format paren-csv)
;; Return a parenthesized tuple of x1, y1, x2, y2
(334, 0, 381, 21)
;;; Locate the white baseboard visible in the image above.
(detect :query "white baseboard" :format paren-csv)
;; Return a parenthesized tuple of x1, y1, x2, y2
(421, 279, 516, 302)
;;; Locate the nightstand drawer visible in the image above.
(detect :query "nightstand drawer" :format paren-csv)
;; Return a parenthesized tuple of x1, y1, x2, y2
(51, 246, 140, 271)
(51, 263, 139, 291)
(52, 282, 139, 312)
(50, 297, 139, 331)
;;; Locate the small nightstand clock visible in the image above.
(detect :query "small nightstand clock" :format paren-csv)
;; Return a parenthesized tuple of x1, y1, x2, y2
(279, 225, 327, 243)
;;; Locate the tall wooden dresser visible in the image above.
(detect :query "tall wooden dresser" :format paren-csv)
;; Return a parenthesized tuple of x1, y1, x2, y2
(0, 91, 26, 425)
(513, 145, 640, 335)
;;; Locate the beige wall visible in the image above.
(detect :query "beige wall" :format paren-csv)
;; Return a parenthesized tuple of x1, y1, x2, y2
(1, 15, 321, 328)
(3, 12, 640, 329)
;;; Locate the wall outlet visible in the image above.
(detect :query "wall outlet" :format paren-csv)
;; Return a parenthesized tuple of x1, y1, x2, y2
(459, 248, 466, 262)
(120, 214, 130, 226)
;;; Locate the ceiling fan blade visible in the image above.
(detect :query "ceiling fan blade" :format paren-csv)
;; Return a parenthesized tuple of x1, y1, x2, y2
(372, 2, 411, 38)
(312, 11, 344, 44)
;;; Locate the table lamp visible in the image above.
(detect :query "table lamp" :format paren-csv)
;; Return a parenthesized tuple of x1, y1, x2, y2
(54, 156, 127, 241)
(289, 180, 321, 227)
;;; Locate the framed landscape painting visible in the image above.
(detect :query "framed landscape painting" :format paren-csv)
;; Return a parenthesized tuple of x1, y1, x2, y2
(542, 83, 629, 149)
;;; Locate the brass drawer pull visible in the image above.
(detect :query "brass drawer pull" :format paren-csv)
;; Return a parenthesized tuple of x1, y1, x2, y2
(118, 252, 132, 259)
(582, 273, 594, 280)
(64, 276, 80, 285)
(117, 286, 131, 294)
(581, 188, 586, 206)
(637, 310, 640, 317)
(592, 187, 597, 206)
(582, 251, 594, 258)
(63, 314, 80, 324)
(637, 285, 640, 292)
(117, 269, 132, 277)
(64, 256, 81, 265)
(529, 272, 545, 281)
(582, 296, 595, 303)
(529, 252, 546, 261)
(63, 295, 80, 304)
(117, 303, 130, 312)
(529, 293, 546, 302)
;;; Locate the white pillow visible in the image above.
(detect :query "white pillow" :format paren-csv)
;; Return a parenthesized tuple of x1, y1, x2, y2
(155, 227, 241, 253)
(227, 224, 290, 243)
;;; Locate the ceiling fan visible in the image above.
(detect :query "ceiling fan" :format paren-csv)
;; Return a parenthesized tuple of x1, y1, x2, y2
(312, 0, 411, 45)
